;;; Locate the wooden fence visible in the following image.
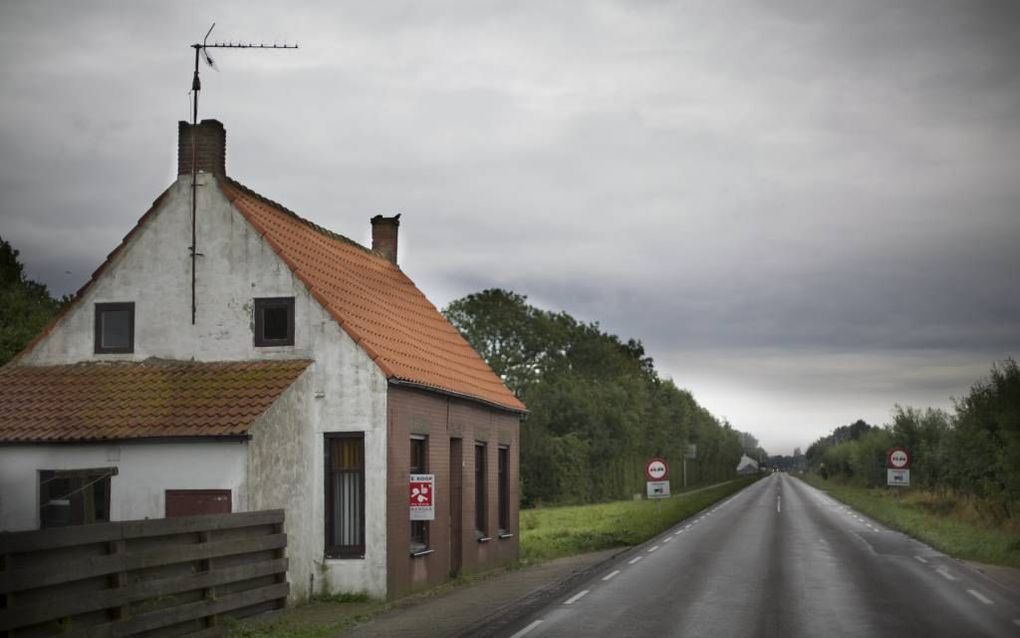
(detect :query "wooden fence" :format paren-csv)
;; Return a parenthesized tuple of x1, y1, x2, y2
(0, 509, 288, 638)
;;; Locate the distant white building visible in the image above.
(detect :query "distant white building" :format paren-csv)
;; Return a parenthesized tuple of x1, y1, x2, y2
(736, 454, 759, 475)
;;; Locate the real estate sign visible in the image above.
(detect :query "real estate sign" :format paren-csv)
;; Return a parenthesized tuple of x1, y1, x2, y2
(409, 473, 435, 520)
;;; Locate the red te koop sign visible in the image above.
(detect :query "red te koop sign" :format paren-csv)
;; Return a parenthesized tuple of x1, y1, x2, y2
(409, 474, 435, 521)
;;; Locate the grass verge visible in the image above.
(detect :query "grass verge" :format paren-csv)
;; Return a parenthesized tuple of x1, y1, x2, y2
(800, 474, 1020, 568)
(520, 475, 761, 564)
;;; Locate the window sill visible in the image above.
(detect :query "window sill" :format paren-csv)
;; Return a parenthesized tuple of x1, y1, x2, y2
(498, 532, 514, 540)
(410, 548, 434, 558)
(476, 536, 493, 544)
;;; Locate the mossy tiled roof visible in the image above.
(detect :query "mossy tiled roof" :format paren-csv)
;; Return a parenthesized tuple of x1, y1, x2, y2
(0, 359, 311, 443)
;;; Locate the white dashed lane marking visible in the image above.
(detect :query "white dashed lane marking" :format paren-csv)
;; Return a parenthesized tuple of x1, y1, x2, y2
(602, 570, 620, 582)
(663, 537, 673, 544)
(563, 590, 590, 605)
(935, 567, 958, 581)
(629, 556, 643, 565)
(509, 620, 543, 638)
(648, 545, 660, 553)
(967, 589, 993, 605)
(914, 556, 928, 564)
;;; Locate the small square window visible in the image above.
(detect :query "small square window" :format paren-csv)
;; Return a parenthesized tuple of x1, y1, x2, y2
(254, 297, 295, 347)
(39, 467, 116, 528)
(94, 303, 134, 354)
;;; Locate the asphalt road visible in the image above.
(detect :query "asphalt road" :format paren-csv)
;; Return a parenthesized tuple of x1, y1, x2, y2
(497, 474, 1020, 638)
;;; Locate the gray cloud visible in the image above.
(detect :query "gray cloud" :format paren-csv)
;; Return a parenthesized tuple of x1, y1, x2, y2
(2, 0, 1017, 454)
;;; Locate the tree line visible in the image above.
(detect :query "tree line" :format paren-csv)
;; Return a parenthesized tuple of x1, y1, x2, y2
(0, 236, 63, 366)
(805, 359, 1019, 519)
(445, 289, 761, 506)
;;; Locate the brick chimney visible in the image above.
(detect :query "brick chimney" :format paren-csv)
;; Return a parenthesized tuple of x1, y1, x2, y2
(178, 119, 226, 175)
(371, 214, 401, 265)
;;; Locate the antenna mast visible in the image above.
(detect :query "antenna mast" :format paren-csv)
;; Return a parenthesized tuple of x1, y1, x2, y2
(188, 23, 298, 325)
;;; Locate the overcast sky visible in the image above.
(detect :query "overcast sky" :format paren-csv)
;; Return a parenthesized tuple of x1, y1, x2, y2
(2, 1, 1017, 455)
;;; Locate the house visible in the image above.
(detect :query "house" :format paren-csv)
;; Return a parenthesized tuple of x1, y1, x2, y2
(736, 454, 759, 475)
(0, 119, 527, 601)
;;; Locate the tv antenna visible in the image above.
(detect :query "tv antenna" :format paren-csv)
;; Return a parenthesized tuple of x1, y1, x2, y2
(187, 23, 298, 324)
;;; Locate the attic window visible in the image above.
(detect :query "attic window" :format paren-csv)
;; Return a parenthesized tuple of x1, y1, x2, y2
(94, 302, 134, 354)
(254, 297, 295, 347)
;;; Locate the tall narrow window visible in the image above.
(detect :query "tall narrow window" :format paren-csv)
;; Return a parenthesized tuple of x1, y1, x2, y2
(39, 468, 116, 528)
(475, 442, 488, 540)
(254, 297, 295, 347)
(325, 433, 364, 558)
(498, 446, 510, 534)
(94, 303, 134, 354)
(410, 436, 429, 554)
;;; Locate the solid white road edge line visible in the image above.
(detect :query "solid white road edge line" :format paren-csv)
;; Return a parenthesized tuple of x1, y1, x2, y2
(509, 620, 543, 638)
(602, 570, 620, 581)
(629, 556, 643, 565)
(563, 590, 590, 605)
(967, 589, 993, 605)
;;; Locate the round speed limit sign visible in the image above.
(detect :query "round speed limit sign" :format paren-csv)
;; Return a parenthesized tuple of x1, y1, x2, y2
(646, 458, 669, 481)
(887, 448, 910, 469)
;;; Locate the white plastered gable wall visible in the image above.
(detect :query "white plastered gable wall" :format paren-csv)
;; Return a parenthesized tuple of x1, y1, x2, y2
(13, 173, 390, 600)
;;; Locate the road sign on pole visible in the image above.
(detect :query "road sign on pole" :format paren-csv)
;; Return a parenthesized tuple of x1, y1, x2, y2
(645, 458, 670, 499)
(887, 469, 910, 486)
(887, 448, 911, 469)
(646, 458, 669, 481)
(647, 480, 671, 499)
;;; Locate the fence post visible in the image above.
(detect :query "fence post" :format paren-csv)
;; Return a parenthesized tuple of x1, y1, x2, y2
(199, 530, 217, 629)
(109, 539, 129, 621)
(1, 552, 9, 638)
(272, 521, 286, 610)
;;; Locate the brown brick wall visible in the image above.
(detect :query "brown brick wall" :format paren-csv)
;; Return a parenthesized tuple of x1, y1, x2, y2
(386, 385, 521, 599)
(178, 119, 226, 175)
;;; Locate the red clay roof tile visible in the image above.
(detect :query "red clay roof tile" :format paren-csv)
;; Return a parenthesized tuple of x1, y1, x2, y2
(0, 359, 311, 443)
(219, 178, 526, 413)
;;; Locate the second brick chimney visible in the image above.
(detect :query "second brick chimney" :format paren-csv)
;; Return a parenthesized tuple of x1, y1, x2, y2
(178, 119, 226, 175)
(371, 214, 401, 265)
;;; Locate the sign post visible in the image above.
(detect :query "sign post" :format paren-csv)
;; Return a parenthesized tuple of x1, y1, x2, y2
(409, 473, 435, 520)
(886, 448, 911, 487)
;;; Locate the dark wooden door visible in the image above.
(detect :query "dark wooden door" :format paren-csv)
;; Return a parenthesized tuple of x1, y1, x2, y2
(165, 490, 232, 517)
(449, 438, 463, 576)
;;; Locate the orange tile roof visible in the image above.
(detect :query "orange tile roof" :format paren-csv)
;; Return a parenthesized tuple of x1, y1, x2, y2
(0, 359, 311, 443)
(219, 178, 526, 413)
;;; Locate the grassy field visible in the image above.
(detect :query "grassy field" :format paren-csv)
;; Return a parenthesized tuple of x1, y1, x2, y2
(800, 474, 1020, 568)
(520, 475, 761, 563)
